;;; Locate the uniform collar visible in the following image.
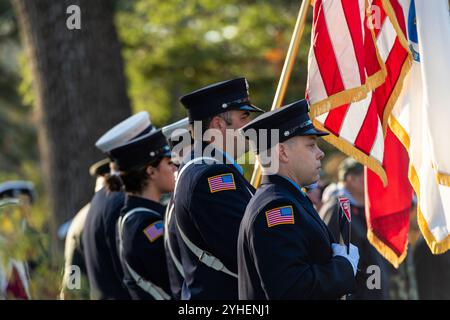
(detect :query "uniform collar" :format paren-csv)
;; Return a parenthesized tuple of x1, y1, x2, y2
(124, 194, 166, 216)
(279, 175, 306, 196)
(215, 147, 244, 176)
(183, 141, 244, 175)
(261, 174, 306, 198)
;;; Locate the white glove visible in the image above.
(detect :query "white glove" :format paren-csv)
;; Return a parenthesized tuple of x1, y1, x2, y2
(332, 243, 359, 276)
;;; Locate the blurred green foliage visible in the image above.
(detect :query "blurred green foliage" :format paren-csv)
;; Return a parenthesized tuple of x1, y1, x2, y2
(1, 0, 58, 299)
(0, 164, 61, 299)
(0, 1, 38, 175)
(0, 201, 61, 299)
(116, 0, 340, 181)
(116, 0, 311, 126)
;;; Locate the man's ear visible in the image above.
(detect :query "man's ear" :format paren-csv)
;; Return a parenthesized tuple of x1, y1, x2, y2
(210, 115, 226, 132)
(277, 143, 290, 164)
(146, 165, 156, 180)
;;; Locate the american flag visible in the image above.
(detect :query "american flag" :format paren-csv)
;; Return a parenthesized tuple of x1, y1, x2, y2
(265, 206, 295, 228)
(208, 173, 236, 193)
(144, 221, 164, 242)
(307, 0, 411, 183)
(306, 0, 413, 266)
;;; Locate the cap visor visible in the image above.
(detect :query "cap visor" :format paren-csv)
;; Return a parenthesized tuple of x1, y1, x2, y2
(302, 127, 329, 137)
(89, 158, 110, 177)
(238, 104, 264, 113)
(162, 150, 173, 158)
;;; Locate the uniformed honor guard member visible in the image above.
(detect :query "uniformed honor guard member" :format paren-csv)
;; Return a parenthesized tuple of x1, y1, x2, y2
(162, 117, 192, 166)
(0, 180, 35, 300)
(60, 158, 110, 300)
(0, 181, 35, 205)
(106, 129, 175, 300)
(161, 117, 192, 300)
(173, 77, 263, 299)
(237, 99, 359, 299)
(83, 111, 154, 300)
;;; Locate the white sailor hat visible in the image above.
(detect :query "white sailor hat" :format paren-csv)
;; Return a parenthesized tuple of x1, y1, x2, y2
(0, 180, 35, 203)
(95, 111, 154, 153)
(162, 117, 192, 149)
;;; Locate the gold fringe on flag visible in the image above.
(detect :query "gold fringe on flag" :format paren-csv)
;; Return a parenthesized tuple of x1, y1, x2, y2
(312, 120, 388, 187)
(382, 56, 412, 135)
(435, 172, 450, 187)
(367, 229, 408, 268)
(431, 163, 450, 187)
(381, 0, 411, 51)
(309, 68, 386, 119)
(417, 206, 450, 254)
(389, 115, 450, 255)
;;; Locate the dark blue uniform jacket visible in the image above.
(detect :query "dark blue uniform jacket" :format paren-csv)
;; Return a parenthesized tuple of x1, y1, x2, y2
(119, 195, 171, 300)
(82, 188, 130, 299)
(173, 143, 255, 299)
(238, 174, 356, 300)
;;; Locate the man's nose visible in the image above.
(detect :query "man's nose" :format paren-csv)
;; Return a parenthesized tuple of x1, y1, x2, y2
(317, 147, 324, 160)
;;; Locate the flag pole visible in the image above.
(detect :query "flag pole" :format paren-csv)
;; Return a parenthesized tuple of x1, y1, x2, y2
(250, 0, 312, 187)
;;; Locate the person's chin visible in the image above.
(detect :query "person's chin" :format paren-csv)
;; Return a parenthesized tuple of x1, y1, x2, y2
(311, 175, 320, 184)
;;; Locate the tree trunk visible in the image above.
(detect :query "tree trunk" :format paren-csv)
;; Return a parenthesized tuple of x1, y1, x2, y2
(12, 0, 132, 252)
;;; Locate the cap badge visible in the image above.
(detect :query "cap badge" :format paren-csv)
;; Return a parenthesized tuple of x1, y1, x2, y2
(300, 120, 312, 128)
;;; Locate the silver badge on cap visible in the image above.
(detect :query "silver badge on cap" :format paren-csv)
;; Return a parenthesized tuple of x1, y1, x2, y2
(300, 120, 312, 128)
(222, 103, 228, 109)
(150, 151, 156, 157)
(284, 131, 290, 137)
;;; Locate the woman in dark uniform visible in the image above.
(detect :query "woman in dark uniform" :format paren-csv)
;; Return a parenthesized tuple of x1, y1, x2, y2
(107, 129, 176, 300)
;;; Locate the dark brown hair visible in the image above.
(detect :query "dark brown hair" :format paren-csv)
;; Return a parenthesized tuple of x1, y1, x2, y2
(191, 111, 232, 141)
(105, 156, 165, 194)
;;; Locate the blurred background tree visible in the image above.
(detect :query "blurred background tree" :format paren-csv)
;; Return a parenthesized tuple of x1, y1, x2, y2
(0, 0, 37, 175)
(11, 0, 133, 253)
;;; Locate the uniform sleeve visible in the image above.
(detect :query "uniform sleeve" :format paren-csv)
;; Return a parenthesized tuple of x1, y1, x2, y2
(187, 165, 250, 273)
(128, 218, 169, 289)
(103, 194, 127, 282)
(249, 201, 356, 300)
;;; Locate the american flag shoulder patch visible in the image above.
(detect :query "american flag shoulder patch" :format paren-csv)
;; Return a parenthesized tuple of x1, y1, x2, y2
(207, 173, 236, 193)
(265, 205, 295, 228)
(143, 220, 164, 242)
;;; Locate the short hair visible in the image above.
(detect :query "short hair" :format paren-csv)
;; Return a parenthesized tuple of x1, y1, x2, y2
(105, 157, 165, 193)
(338, 157, 364, 182)
(190, 111, 232, 141)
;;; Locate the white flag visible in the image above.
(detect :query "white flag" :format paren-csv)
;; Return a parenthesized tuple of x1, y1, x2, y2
(391, 0, 450, 253)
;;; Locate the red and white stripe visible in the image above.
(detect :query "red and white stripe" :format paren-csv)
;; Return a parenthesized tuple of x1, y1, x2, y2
(307, 0, 367, 104)
(266, 208, 294, 226)
(307, 0, 410, 168)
